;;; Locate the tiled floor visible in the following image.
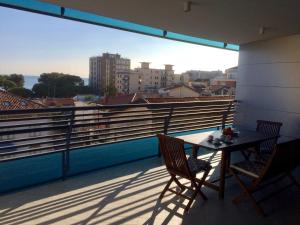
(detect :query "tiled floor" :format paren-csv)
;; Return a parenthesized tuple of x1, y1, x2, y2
(0, 152, 299, 225)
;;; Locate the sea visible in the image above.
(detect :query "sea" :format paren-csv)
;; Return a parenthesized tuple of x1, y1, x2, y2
(24, 75, 89, 89)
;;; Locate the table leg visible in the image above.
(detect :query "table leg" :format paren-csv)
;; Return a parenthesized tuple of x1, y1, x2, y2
(192, 145, 199, 158)
(226, 151, 231, 172)
(219, 150, 228, 199)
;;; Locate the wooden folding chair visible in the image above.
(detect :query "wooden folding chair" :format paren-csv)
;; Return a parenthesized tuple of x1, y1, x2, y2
(157, 134, 212, 212)
(230, 139, 300, 216)
(242, 120, 282, 161)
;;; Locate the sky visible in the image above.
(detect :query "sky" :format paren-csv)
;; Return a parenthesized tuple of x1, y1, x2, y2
(0, 7, 239, 78)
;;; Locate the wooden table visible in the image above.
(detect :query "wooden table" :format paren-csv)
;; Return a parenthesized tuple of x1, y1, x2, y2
(176, 130, 276, 199)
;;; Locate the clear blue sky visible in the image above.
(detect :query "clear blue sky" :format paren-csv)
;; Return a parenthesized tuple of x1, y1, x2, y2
(0, 6, 239, 78)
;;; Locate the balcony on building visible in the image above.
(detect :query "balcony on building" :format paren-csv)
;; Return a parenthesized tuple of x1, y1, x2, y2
(0, 1, 300, 225)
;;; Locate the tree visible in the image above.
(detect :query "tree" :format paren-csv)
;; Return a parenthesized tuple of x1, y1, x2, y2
(33, 72, 89, 98)
(8, 87, 33, 98)
(0, 76, 16, 90)
(76, 85, 94, 95)
(32, 83, 48, 97)
(7, 74, 24, 87)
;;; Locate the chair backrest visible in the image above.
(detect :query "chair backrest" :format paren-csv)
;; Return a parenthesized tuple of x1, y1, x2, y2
(157, 134, 192, 178)
(259, 138, 300, 182)
(256, 120, 282, 154)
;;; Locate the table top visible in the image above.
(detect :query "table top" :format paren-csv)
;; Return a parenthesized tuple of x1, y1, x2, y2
(176, 130, 276, 151)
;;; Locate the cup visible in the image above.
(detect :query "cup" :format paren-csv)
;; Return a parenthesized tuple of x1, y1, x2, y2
(208, 135, 214, 141)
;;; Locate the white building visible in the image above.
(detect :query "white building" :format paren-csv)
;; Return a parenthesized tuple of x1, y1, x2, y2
(225, 66, 238, 80)
(127, 62, 181, 94)
(89, 53, 130, 95)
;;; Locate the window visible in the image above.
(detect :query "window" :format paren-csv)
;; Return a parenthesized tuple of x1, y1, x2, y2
(21, 101, 28, 106)
(2, 101, 12, 106)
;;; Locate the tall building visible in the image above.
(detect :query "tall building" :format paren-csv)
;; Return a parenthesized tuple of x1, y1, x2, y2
(89, 56, 101, 94)
(89, 53, 130, 95)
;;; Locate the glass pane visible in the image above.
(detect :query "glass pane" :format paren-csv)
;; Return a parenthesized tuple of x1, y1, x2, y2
(0, 0, 239, 51)
(166, 31, 224, 48)
(0, 0, 60, 15)
(64, 8, 163, 37)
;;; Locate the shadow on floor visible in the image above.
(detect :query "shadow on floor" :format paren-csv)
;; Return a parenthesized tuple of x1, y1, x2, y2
(0, 152, 299, 225)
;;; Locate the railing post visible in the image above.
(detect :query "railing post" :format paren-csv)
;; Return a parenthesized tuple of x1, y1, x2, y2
(221, 101, 234, 130)
(158, 106, 174, 157)
(163, 106, 174, 135)
(62, 109, 75, 180)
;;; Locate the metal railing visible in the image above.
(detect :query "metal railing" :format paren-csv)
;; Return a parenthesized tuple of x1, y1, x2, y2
(0, 99, 235, 173)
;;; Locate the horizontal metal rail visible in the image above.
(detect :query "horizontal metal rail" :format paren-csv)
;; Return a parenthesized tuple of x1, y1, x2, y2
(0, 99, 235, 162)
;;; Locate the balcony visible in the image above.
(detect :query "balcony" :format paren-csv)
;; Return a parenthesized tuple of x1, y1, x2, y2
(0, 98, 299, 224)
(1, 0, 300, 224)
(0, 99, 235, 187)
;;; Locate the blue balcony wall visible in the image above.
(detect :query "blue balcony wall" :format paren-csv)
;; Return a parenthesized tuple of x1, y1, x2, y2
(68, 136, 159, 176)
(0, 128, 219, 193)
(0, 153, 62, 193)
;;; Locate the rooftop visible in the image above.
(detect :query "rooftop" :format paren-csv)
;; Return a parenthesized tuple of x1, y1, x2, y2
(99, 94, 138, 105)
(41, 98, 75, 107)
(0, 90, 44, 110)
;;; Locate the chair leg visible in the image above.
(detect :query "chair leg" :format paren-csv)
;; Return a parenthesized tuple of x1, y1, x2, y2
(288, 173, 300, 190)
(232, 191, 247, 204)
(185, 182, 198, 212)
(173, 176, 186, 192)
(241, 150, 251, 160)
(159, 176, 174, 200)
(231, 169, 265, 216)
(185, 169, 211, 212)
(196, 169, 210, 201)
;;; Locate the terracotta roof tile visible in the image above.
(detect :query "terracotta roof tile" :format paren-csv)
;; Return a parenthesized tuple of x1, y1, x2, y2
(100, 94, 136, 105)
(0, 90, 44, 110)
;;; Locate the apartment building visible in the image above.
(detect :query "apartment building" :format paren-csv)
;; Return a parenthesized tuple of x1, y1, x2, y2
(89, 53, 130, 95)
(115, 71, 131, 94)
(225, 66, 238, 80)
(129, 62, 181, 94)
(89, 56, 101, 94)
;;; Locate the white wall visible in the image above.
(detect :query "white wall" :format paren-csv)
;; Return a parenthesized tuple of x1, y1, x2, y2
(235, 34, 300, 141)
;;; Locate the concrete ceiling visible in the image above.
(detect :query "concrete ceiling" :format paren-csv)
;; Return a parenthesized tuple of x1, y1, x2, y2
(41, 0, 300, 45)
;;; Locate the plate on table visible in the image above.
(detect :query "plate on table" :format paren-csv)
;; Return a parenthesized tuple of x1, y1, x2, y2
(223, 140, 233, 144)
(213, 140, 222, 146)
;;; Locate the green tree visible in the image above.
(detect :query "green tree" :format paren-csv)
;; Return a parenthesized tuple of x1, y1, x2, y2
(8, 87, 33, 98)
(32, 83, 48, 97)
(76, 85, 94, 95)
(7, 74, 24, 87)
(33, 72, 89, 98)
(0, 76, 16, 90)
